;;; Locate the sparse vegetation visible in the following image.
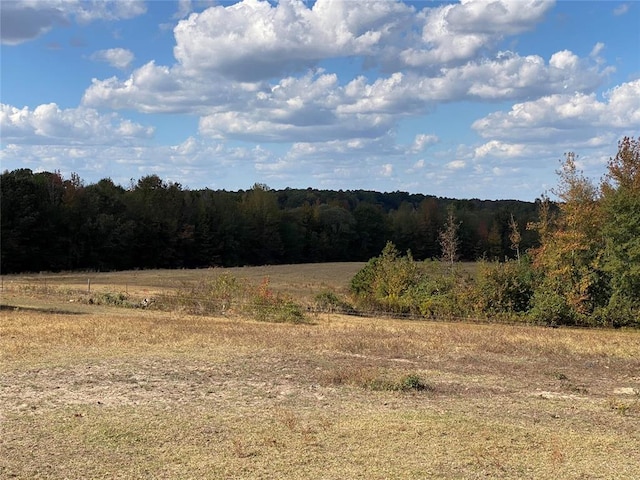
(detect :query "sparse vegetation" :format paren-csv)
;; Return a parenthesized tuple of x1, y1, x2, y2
(1, 265, 639, 479)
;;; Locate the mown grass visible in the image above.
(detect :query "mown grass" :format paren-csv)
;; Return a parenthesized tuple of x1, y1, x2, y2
(1, 265, 639, 479)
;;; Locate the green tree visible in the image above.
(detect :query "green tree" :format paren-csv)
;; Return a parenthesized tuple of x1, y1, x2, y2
(599, 137, 640, 325)
(242, 184, 283, 264)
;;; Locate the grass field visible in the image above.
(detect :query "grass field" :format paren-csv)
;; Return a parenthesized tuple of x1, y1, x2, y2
(1, 264, 639, 479)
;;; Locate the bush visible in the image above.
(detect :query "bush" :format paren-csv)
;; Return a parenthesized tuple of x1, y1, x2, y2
(474, 258, 535, 317)
(250, 277, 310, 324)
(350, 243, 474, 319)
(528, 287, 578, 326)
(314, 291, 353, 313)
(593, 295, 640, 328)
(350, 242, 420, 313)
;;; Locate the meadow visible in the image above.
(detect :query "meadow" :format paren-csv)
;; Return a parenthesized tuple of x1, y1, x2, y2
(1, 264, 639, 479)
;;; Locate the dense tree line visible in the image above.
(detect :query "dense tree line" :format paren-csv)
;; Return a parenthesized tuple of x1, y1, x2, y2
(350, 138, 640, 327)
(1, 169, 539, 274)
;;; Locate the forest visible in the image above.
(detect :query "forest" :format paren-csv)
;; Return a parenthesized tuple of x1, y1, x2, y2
(1, 168, 539, 273)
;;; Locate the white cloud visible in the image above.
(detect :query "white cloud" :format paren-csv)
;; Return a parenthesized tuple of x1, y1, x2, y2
(400, 0, 554, 70)
(475, 140, 526, 158)
(590, 42, 605, 58)
(0, 103, 154, 145)
(472, 79, 640, 142)
(170, 0, 555, 81)
(84, 45, 608, 146)
(173, 0, 414, 81)
(443, 0, 554, 36)
(446, 160, 466, 170)
(6, 0, 629, 202)
(74, 0, 147, 23)
(90, 48, 135, 70)
(0, 0, 147, 45)
(613, 3, 630, 16)
(380, 163, 394, 177)
(468, 79, 640, 195)
(410, 134, 439, 153)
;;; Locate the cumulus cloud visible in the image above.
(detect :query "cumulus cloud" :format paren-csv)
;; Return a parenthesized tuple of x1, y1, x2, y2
(84, 46, 608, 145)
(173, 0, 414, 81)
(400, 0, 554, 70)
(0, 0, 147, 45)
(446, 160, 467, 170)
(6, 0, 628, 201)
(474, 140, 527, 158)
(82, 61, 264, 114)
(472, 79, 640, 142)
(90, 48, 135, 69)
(410, 134, 439, 153)
(169, 0, 555, 81)
(75, 0, 608, 149)
(0, 103, 154, 145)
(468, 79, 640, 192)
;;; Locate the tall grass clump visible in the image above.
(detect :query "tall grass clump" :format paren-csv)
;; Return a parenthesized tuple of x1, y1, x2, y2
(158, 273, 309, 323)
(250, 277, 310, 324)
(160, 273, 245, 315)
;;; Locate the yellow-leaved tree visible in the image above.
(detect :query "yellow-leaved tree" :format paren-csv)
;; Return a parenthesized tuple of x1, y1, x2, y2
(529, 153, 607, 325)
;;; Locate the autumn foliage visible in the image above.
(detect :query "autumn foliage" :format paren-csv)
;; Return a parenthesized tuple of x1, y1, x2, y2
(352, 137, 639, 327)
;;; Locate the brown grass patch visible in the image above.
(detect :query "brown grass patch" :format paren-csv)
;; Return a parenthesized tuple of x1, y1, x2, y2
(1, 265, 639, 479)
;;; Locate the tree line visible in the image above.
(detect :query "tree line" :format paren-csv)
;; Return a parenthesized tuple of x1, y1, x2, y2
(350, 137, 639, 327)
(1, 169, 540, 273)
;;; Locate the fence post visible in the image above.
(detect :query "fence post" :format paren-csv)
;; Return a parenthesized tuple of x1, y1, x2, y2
(87, 279, 91, 294)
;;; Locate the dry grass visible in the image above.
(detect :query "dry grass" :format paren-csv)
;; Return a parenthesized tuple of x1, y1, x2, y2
(1, 265, 639, 479)
(0, 262, 364, 305)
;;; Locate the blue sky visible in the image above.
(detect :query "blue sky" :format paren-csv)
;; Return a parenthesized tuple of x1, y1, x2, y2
(1, 0, 639, 200)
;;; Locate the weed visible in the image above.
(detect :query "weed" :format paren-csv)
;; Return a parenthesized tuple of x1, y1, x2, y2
(608, 399, 639, 416)
(321, 366, 432, 393)
(250, 277, 310, 324)
(87, 291, 134, 307)
(398, 373, 433, 392)
(314, 291, 353, 313)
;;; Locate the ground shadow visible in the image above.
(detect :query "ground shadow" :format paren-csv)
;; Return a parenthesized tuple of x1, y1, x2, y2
(0, 304, 86, 315)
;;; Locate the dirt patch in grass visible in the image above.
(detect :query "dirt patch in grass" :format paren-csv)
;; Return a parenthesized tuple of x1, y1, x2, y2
(1, 266, 639, 479)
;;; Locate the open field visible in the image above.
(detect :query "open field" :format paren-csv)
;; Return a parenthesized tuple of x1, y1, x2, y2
(1, 264, 639, 479)
(0, 263, 366, 308)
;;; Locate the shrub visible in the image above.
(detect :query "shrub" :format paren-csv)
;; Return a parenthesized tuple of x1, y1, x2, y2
(474, 257, 535, 317)
(528, 286, 578, 326)
(397, 374, 433, 392)
(88, 291, 133, 307)
(350, 243, 475, 319)
(249, 277, 310, 324)
(161, 273, 245, 315)
(314, 291, 353, 313)
(593, 295, 640, 328)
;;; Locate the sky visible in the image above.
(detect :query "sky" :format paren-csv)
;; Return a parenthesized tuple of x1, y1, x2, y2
(1, 0, 639, 201)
